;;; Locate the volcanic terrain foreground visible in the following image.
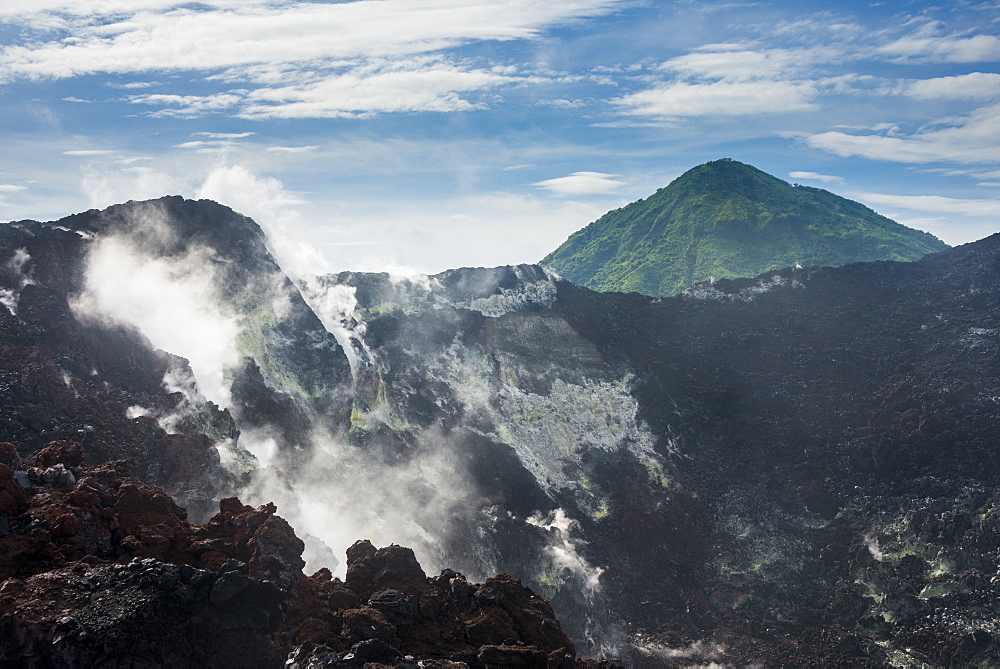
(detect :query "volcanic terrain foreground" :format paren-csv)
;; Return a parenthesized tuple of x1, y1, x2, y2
(0, 455, 589, 667)
(0, 196, 996, 666)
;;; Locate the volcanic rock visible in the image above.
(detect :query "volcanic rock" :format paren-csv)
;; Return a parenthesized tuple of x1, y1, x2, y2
(0, 457, 587, 667)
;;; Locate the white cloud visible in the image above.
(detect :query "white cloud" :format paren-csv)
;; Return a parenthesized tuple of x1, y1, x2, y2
(0, 184, 27, 192)
(898, 72, 1000, 100)
(0, 1, 258, 20)
(64, 149, 115, 156)
(806, 103, 1000, 164)
(611, 42, 844, 121)
(174, 140, 236, 150)
(296, 190, 622, 273)
(267, 145, 320, 154)
(194, 131, 255, 139)
(613, 80, 819, 119)
(0, 1, 625, 118)
(851, 191, 1000, 244)
(127, 92, 244, 117)
(112, 81, 160, 89)
(878, 31, 1000, 63)
(789, 171, 843, 184)
(239, 59, 513, 119)
(659, 46, 837, 81)
(534, 171, 625, 196)
(854, 192, 1000, 217)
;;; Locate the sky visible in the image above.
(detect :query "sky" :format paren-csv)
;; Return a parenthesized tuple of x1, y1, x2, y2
(1, 0, 999, 277)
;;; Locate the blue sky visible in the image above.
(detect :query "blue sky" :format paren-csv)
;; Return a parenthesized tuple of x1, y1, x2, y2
(1, 0, 999, 276)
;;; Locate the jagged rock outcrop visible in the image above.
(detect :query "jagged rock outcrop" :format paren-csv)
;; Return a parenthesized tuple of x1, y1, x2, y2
(0, 559, 288, 668)
(0, 453, 589, 668)
(0, 197, 354, 499)
(285, 539, 579, 667)
(0, 226, 239, 517)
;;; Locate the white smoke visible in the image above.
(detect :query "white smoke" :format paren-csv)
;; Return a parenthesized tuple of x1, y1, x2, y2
(162, 365, 207, 405)
(237, 425, 283, 469)
(197, 164, 329, 280)
(8, 248, 34, 287)
(82, 164, 186, 210)
(387, 269, 433, 290)
(239, 423, 476, 578)
(0, 247, 36, 315)
(0, 289, 17, 315)
(632, 637, 726, 664)
(61, 190, 483, 584)
(526, 508, 605, 594)
(526, 508, 625, 658)
(61, 185, 632, 658)
(69, 207, 241, 408)
(864, 532, 884, 562)
(298, 279, 370, 376)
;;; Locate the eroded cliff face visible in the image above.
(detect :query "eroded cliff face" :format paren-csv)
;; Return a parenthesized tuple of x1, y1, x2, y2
(0, 198, 355, 515)
(0, 197, 997, 666)
(307, 242, 1000, 665)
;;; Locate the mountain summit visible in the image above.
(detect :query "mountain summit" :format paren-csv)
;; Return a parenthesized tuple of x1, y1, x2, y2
(541, 158, 948, 296)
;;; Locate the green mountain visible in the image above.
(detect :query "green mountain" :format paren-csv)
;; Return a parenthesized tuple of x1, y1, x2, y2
(541, 159, 949, 296)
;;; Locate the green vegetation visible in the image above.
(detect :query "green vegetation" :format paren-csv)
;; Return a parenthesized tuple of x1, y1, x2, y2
(541, 159, 949, 296)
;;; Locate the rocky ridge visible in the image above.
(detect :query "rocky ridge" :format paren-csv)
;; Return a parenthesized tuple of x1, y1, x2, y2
(318, 237, 1000, 665)
(0, 442, 593, 668)
(0, 196, 997, 665)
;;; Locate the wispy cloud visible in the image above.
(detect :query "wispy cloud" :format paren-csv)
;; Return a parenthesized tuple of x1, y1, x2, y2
(194, 131, 255, 139)
(267, 145, 320, 154)
(127, 92, 245, 117)
(854, 192, 1000, 217)
(658, 46, 838, 81)
(534, 171, 625, 195)
(64, 149, 115, 156)
(174, 140, 238, 151)
(789, 171, 843, 184)
(238, 58, 515, 119)
(112, 81, 160, 89)
(897, 72, 1000, 100)
(613, 80, 819, 119)
(609, 42, 843, 121)
(806, 102, 1000, 164)
(878, 26, 1000, 63)
(0, 1, 626, 118)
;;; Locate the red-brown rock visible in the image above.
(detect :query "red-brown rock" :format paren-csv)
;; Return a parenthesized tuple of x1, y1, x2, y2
(33, 440, 83, 469)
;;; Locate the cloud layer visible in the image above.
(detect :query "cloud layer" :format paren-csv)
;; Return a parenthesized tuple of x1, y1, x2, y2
(1, 1, 998, 265)
(0, 0, 624, 118)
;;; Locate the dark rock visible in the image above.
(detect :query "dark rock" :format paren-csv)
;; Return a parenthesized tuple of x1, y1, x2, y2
(351, 637, 403, 663)
(345, 540, 427, 600)
(341, 606, 396, 642)
(34, 441, 83, 469)
(0, 559, 287, 668)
